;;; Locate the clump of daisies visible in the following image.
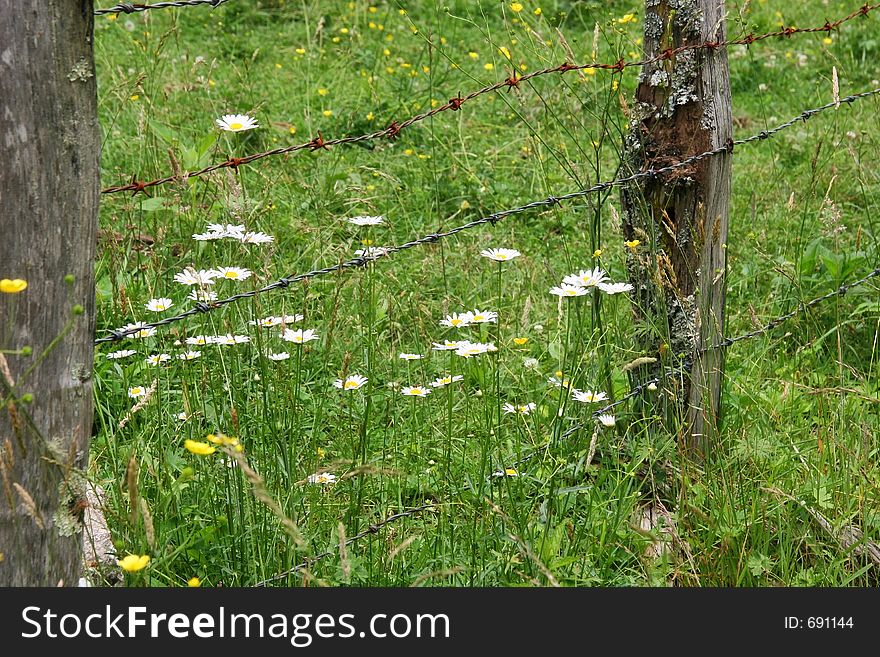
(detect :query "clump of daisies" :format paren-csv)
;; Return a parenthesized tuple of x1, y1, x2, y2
(193, 221, 274, 244)
(549, 266, 634, 297)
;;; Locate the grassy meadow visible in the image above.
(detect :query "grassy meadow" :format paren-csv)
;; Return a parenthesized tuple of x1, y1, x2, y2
(88, 0, 880, 586)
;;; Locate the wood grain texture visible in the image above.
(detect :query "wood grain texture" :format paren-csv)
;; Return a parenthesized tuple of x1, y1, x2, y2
(0, 0, 99, 585)
(620, 0, 732, 454)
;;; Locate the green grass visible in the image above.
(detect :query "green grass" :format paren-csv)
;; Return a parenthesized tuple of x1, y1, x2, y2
(88, 0, 880, 587)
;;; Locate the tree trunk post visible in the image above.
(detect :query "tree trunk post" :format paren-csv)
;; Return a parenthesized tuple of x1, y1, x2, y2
(0, 0, 100, 585)
(621, 0, 732, 455)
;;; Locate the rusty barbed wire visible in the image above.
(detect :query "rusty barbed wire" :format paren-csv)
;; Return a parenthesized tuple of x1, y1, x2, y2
(95, 86, 880, 344)
(99, 2, 879, 195)
(94, 0, 230, 15)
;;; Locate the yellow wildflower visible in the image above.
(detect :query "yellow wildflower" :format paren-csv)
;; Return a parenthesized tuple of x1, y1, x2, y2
(513, 337, 529, 346)
(184, 440, 216, 456)
(0, 279, 28, 294)
(118, 554, 150, 573)
(187, 577, 201, 587)
(510, 2, 523, 12)
(624, 239, 640, 250)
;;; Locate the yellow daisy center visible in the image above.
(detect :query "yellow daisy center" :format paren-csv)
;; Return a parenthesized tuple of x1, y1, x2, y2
(344, 380, 358, 389)
(229, 122, 244, 130)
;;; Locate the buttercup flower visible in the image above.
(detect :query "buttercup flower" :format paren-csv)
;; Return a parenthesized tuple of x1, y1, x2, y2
(334, 374, 368, 390)
(624, 239, 641, 250)
(480, 247, 521, 262)
(117, 554, 150, 572)
(184, 439, 216, 455)
(0, 279, 27, 294)
(128, 386, 147, 398)
(347, 215, 385, 226)
(572, 389, 609, 404)
(145, 298, 173, 312)
(440, 312, 473, 329)
(550, 284, 589, 297)
(187, 577, 201, 587)
(398, 353, 423, 360)
(216, 114, 259, 132)
(282, 328, 319, 344)
(513, 337, 528, 345)
(431, 374, 463, 388)
(401, 386, 431, 397)
(107, 349, 137, 360)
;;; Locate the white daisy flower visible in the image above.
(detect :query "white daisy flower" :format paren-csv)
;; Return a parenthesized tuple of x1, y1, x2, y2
(440, 312, 474, 329)
(174, 268, 219, 286)
(307, 472, 337, 485)
(178, 351, 201, 361)
(480, 247, 521, 262)
(145, 297, 173, 312)
(432, 340, 469, 351)
(282, 328, 319, 344)
(572, 389, 609, 404)
(127, 386, 147, 399)
(216, 113, 259, 132)
(597, 414, 616, 427)
(176, 412, 190, 421)
(267, 352, 290, 361)
(398, 353, 423, 360)
(233, 335, 250, 344)
(346, 215, 385, 226)
(548, 374, 572, 389)
(185, 335, 213, 345)
(214, 266, 252, 281)
(188, 289, 218, 302)
(206, 223, 247, 238)
(213, 334, 239, 346)
(468, 309, 497, 324)
(250, 314, 303, 328)
(106, 349, 137, 360)
(120, 322, 157, 339)
(597, 281, 634, 295)
(145, 353, 171, 366)
(455, 342, 497, 358)
(562, 268, 609, 288)
(333, 374, 368, 390)
(550, 284, 590, 297)
(523, 357, 540, 369)
(647, 382, 658, 391)
(401, 385, 431, 397)
(502, 402, 536, 415)
(430, 374, 464, 388)
(192, 232, 225, 241)
(240, 231, 275, 244)
(354, 246, 390, 259)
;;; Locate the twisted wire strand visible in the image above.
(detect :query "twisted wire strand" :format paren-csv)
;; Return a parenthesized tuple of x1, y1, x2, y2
(100, 3, 880, 195)
(94, 0, 230, 15)
(95, 86, 880, 344)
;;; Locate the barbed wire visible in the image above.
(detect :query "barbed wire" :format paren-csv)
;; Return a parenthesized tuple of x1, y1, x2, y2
(95, 86, 880, 344)
(99, 2, 880, 195)
(94, 0, 230, 15)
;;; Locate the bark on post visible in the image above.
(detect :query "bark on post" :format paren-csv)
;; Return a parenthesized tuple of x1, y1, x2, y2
(0, 1, 99, 585)
(621, 0, 732, 454)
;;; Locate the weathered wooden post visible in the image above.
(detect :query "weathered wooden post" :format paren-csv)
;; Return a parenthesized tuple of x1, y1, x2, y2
(620, 0, 732, 454)
(0, 0, 100, 585)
